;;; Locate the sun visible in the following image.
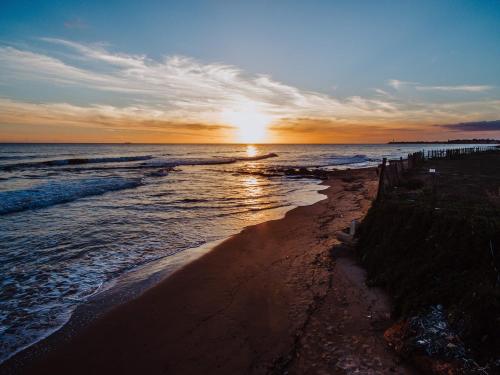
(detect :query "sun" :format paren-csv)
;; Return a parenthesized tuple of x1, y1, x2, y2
(221, 102, 272, 143)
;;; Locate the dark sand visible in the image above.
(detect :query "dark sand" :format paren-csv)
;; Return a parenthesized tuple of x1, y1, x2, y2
(1, 168, 415, 375)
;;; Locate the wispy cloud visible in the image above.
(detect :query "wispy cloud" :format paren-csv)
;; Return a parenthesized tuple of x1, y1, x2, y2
(0, 98, 233, 140)
(438, 119, 500, 131)
(387, 79, 416, 90)
(0, 39, 499, 141)
(0, 46, 134, 92)
(416, 85, 493, 93)
(387, 79, 493, 93)
(373, 88, 392, 97)
(0, 40, 402, 124)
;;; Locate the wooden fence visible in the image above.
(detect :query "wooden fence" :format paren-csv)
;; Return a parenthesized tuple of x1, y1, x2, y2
(376, 145, 497, 201)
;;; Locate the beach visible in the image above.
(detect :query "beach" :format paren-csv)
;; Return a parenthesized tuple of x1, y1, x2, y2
(2, 143, 479, 367)
(1, 1, 499, 372)
(1, 167, 415, 374)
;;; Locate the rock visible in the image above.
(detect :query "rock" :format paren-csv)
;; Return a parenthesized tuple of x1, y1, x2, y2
(336, 231, 356, 246)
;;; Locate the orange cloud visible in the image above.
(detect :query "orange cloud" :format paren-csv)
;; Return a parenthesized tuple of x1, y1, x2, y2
(0, 39, 499, 143)
(269, 118, 499, 143)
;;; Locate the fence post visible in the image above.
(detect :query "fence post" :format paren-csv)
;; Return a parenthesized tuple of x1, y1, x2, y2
(376, 158, 387, 202)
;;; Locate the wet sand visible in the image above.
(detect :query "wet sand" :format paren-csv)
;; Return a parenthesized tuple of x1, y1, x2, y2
(1, 168, 414, 374)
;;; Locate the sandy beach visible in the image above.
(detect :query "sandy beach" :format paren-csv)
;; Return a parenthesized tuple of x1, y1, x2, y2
(2, 167, 415, 375)
(1, 1, 498, 372)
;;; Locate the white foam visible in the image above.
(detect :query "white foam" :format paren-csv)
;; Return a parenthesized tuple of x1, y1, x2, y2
(141, 153, 278, 168)
(328, 154, 372, 165)
(0, 177, 142, 215)
(2, 155, 153, 170)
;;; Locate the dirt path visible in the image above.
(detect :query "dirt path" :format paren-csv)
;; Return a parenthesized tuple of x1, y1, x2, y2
(285, 245, 417, 375)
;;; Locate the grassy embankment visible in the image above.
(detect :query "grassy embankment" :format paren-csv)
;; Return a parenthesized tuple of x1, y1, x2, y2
(356, 151, 500, 368)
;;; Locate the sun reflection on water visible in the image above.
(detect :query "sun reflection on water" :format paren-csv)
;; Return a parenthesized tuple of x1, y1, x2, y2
(238, 144, 287, 222)
(239, 174, 288, 223)
(246, 144, 258, 157)
(242, 175, 262, 202)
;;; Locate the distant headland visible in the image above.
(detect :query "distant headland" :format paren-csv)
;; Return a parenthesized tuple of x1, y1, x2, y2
(388, 138, 499, 144)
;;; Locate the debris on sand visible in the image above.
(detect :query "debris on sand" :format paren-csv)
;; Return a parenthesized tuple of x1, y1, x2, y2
(385, 305, 490, 374)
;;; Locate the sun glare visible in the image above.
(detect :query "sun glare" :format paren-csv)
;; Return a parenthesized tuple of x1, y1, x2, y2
(222, 102, 272, 143)
(246, 145, 258, 157)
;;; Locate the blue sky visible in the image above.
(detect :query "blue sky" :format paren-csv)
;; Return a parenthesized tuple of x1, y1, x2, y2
(0, 0, 499, 142)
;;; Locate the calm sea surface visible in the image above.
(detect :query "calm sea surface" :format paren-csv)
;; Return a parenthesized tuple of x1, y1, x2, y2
(0, 143, 488, 362)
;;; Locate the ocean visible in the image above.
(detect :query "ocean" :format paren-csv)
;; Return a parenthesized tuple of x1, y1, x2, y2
(0, 143, 487, 363)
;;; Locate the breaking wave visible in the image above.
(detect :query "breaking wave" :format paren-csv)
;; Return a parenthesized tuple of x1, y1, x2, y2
(1, 155, 153, 170)
(0, 177, 142, 215)
(326, 154, 375, 166)
(141, 152, 278, 168)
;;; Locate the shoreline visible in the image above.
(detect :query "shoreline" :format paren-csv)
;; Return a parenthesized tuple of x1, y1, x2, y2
(1, 167, 412, 374)
(0, 238, 228, 367)
(1, 178, 328, 372)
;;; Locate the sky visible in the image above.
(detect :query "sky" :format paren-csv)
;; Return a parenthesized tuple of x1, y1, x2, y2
(0, 0, 499, 143)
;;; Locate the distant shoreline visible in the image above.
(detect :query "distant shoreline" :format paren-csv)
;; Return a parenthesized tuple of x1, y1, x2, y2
(1, 141, 498, 146)
(388, 139, 499, 144)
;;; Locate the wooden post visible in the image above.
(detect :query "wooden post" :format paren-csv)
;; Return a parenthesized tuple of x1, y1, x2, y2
(350, 219, 357, 236)
(376, 158, 387, 202)
(393, 160, 400, 185)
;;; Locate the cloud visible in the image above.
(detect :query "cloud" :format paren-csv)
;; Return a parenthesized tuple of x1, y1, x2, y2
(39, 38, 145, 68)
(0, 40, 404, 125)
(416, 85, 492, 93)
(387, 79, 493, 93)
(268, 118, 442, 143)
(0, 98, 232, 136)
(438, 120, 500, 132)
(0, 46, 137, 92)
(373, 88, 391, 96)
(0, 39, 499, 142)
(387, 79, 416, 90)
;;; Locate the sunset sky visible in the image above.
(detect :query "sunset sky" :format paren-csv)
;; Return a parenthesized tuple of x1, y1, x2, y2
(1, 0, 499, 143)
